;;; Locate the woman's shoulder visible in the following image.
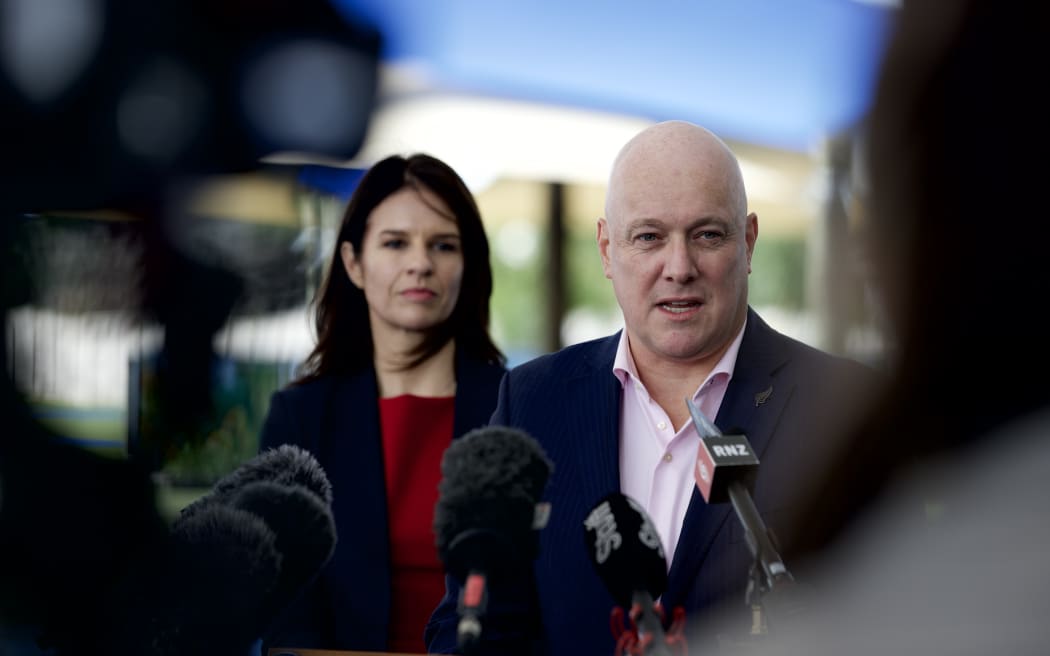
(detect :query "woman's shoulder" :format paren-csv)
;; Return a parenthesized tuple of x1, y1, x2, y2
(260, 371, 376, 451)
(273, 370, 374, 408)
(274, 374, 333, 400)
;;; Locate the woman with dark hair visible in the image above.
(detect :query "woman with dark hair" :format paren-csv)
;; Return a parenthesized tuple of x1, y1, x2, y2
(258, 153, 506, 653)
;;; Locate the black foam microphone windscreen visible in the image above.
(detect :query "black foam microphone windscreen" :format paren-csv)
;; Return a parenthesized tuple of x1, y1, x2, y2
(165, 445, 338, 648)
(188, 443, 334, 515)
(105, 503, 282, 656)
(433, 425, 553, 580)
(228, 479, 337, 623)
(582, 492, 668, 609)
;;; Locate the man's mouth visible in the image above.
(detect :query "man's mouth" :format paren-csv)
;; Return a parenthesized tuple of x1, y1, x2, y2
(658, 300, 701, 314)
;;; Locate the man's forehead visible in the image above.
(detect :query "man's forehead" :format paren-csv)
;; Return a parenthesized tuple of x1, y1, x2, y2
(619, 214, 732, 231)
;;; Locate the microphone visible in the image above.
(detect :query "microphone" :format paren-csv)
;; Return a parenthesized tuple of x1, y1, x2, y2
(582, 492, 677, 656)
(222, 479, 338, 627)
(109, 502, 284, 656)
(163, 445, 338, 649)
(181, 443, 334, 515)
(687, 399, 794, 595)
(176, 444, 338, 614)
(433, 425, 553, 654)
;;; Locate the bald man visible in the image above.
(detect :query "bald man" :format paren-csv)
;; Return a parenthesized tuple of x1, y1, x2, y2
(426, 121, 876, 656)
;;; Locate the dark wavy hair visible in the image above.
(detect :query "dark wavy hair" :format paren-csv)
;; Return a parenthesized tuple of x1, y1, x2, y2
(296, 153, 504, 382)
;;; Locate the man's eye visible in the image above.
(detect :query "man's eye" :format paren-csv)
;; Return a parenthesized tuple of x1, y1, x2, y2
(635, 233, 658, 243)
(697, 231, 724, 241)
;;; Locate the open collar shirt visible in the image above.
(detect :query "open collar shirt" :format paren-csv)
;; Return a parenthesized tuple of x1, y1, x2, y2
(612, 319, 746, 570)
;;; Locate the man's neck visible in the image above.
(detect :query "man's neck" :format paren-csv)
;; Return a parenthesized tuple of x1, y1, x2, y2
(629, 340, 733, 431)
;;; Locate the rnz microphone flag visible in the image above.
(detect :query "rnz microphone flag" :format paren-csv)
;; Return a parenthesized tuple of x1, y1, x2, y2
(694, 434, 759, 503)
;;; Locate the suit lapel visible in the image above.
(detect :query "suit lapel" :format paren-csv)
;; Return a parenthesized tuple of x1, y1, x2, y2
(665, 310, 793, 603)
(324, 372, 388, 531)
(533, 335, 623, 638)
(541, 335, 622, 520)
(452, 356, 504, 437)
(323, 372, 392, 641)
(717, 314, 793, 462)
(571, 335, 622, 506)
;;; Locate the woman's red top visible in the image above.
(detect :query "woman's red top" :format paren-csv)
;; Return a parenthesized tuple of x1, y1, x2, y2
(379, 394, 456, 654)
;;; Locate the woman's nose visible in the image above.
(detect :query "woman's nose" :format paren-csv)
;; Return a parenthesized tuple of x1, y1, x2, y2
(406, 243, 434, 276)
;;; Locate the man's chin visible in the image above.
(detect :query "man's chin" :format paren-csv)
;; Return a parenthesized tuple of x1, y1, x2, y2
(642, 336, 713, 365)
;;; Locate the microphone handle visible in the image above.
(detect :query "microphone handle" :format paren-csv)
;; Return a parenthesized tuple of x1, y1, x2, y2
(457, 570, 487, 654)
(726, 480, 793, 589)
(632, 590, 673, 656)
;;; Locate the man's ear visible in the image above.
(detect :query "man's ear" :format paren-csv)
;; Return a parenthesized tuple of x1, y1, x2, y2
(340, 242, 363, 289)
(597, 218, 613, 280)
(745, 212, 759, 274)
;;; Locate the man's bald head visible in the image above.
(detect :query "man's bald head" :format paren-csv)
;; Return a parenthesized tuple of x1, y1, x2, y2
(596, 119, 758, 374)
(604, 120, 748, 225)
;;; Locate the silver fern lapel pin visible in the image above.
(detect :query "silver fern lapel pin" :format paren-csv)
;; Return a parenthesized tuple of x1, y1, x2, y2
(754, 385, 773, 407)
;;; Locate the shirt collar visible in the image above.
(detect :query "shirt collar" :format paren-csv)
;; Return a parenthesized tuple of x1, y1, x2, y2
(612, 317, 748, 390)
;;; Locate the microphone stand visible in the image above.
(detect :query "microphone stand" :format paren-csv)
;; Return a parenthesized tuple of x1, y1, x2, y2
(631, 590, 673, 656)
(686, 399, 801, 640)
(731, 478, 794, 637)
(611, 592, 687, 656)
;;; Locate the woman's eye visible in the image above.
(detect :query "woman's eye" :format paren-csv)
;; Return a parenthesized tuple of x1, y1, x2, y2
(382, 239, 406, 249)
(433, 241, 460, 253)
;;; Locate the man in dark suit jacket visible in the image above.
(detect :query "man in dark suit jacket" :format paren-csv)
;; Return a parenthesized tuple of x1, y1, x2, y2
(426, 121, 876, 655)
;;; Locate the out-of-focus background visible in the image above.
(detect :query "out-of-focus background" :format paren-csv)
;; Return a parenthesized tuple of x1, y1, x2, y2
(3, 0, 897, 509)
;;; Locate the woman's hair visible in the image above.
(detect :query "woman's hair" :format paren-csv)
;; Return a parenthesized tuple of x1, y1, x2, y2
(296, 153, 504, 382)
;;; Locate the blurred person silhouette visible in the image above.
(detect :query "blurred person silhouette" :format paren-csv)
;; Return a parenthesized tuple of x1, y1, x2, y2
(257, 153, 507, 653)
(0, 231, 169, 654)
(426, 120, 878, 656)
(0, 1, 380, 654)
(687, 0, 1050, 653)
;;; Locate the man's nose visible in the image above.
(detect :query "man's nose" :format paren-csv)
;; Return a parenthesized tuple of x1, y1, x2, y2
(663, 237, 697, 284)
